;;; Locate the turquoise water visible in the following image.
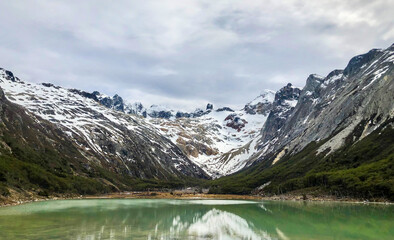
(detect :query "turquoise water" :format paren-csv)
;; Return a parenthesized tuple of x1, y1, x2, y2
(0, 199, 392, 239)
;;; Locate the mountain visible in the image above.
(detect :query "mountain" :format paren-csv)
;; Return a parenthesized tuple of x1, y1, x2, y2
(0, 81, 199, 201)
(0, 84, 118, 200)
(40, 78, 277, 178)
(243, 89, 276, 115)
(254, 45, 394, 162)
(0, 66, 277, 178)
(0, 43, 393, 202)
(210, 44, 394, 200)
(259, 83, 301, 143)
(147, 90, 275, 177)
(0, 69, 207, 182)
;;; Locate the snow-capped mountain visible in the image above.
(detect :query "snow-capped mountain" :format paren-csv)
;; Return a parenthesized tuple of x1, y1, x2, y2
(0, 69, 207, 179)
(208, 84, 302, 175)
(245, 44, 394, 166)
(0, 66, 276, 178)
(148, 92, 274, 177)
(188, 44, 393, 179)
(243, 90, 275, 115)
(1, 44, 391, 183)
(208, 44, 394, 199)
(259, 83, 301, 143)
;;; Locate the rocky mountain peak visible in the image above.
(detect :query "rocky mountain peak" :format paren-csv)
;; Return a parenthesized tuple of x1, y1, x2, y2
(126, 102, 145, 115)
(206, 103, 213, 110)
(0, 68, 19, 82)
(343, 48, 382, 76)
(252, 43, 393, 168)
(146, 105, 175, 119)
(259, 84, 301, 143)
(326, 69, 344, 80)
(300, 74, 325, 100)
(216, 107, 234, 112)
(68, 88, 100, 102)
(306, 74, 324, 85)
(112, 94, 125, 112)
(274, 83, 301, 105)
(42, 83, 56, 88)
(243, 89, 275, 115)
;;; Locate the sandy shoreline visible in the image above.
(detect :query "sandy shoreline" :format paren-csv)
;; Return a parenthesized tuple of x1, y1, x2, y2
(1, 191, 392, 208)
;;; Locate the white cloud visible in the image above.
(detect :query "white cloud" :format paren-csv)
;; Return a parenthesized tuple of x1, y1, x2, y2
(0, 0, 392, 109)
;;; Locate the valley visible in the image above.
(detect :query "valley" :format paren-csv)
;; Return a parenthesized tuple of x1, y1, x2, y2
(0, 44, 393, 204)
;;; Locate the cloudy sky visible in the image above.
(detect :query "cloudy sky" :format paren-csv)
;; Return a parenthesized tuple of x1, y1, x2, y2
(0, 0, 393, 110)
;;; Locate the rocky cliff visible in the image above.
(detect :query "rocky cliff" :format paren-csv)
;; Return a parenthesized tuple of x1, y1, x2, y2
(253, 44, 393, 163)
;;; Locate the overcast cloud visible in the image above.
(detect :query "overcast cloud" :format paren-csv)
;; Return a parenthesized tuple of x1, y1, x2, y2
(0, 0, 393, 110)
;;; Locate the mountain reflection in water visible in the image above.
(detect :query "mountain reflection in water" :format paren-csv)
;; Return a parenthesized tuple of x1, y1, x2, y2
(0, 199, 392, 240)
(166, 209, 272, 239)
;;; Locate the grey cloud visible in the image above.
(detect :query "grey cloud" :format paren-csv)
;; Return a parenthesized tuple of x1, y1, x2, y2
(0, 0, 392, 111)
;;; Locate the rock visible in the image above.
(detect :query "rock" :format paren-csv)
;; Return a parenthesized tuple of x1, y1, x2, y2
(343, 49, 381, 76)
(259, 83, 301, 143)
(216, 107, 234, 112)
(0, 68, 19, 82)
(243, 90, 275, 115)
(112, 94, 125, 112)
(225, 113, 248, 132)
(68, 89, 99, 102)
(175, 111, 191, 118)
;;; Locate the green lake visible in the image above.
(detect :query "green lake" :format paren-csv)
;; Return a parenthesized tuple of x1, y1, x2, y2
(0, 199, 392, 239)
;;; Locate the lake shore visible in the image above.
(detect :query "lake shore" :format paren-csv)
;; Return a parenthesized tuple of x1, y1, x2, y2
(1, 191, 392, 207)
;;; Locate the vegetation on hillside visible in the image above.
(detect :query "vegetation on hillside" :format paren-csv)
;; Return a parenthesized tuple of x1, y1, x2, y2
(208, 119, 394, 201)
(1, 89, 393, 202)
(0, 96, 199, 201)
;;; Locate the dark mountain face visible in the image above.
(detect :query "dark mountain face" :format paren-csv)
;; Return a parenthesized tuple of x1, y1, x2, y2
(93, 93, 126, 112)
(112, 94, 125, 112)
(216, 107, 234, 112)
(343, 49, 382, 76)
(274, 83, 302, 103)
(147, 109, 174, 119)
(259, 83, 301, 144)
(68, 88, 100, 102)
(0, 68, 18, 82)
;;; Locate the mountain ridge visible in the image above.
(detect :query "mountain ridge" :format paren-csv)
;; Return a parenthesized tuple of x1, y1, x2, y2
(0, 43, 393, 202)
(1, 69, 278, 177)
(209, 44, 394, 200)
(0, 69, 208, 180)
